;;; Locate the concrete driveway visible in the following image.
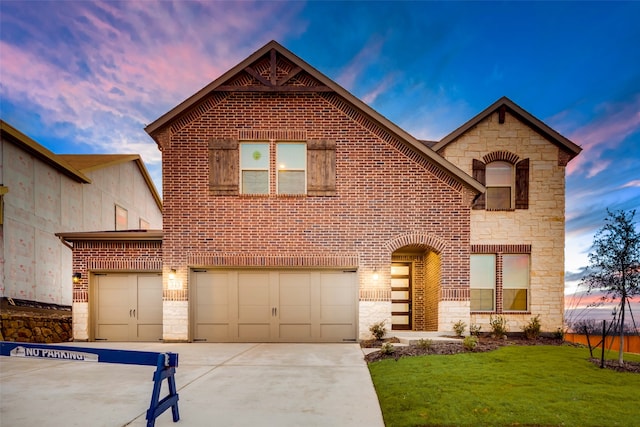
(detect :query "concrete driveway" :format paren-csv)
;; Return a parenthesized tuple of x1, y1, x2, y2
(0, 342, 384, 427)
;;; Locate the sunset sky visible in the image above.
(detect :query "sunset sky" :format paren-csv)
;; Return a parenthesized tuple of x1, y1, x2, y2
(1, 1, 639, 325)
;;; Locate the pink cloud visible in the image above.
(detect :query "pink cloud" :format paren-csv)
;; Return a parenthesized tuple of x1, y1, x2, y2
(566, 95, 640, 176)
(1, 0, 306, 171)
(621, 179, 640, 189)
(336, 36, 385, 90)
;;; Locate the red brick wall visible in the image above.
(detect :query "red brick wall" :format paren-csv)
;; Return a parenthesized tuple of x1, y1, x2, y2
(71, 241, 162, 302)
(160, 91, 472, 301)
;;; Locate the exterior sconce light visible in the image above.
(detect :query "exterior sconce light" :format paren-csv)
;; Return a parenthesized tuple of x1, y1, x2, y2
(168, 269, 177, 280)
(72, 272, 81, 284)
(372, 269, 379, 281)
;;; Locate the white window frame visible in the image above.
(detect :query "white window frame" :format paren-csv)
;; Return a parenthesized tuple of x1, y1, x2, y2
(240, 142, 270, 194)
(276, 142, 306, 195)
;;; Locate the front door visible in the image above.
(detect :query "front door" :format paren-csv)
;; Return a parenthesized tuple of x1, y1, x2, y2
(391, 263, 412, 330)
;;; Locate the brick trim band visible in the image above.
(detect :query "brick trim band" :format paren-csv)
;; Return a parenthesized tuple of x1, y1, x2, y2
(187, 252, 359, 268)
(238, 129, 307, 141)
(359, 287, 391, 301)
(471, 244, 531, 254)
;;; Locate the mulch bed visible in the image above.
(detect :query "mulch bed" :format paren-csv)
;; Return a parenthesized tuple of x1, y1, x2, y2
(363, 336, 640, 373)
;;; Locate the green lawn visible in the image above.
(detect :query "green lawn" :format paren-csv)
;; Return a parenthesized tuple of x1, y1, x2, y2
(368, 345, 640, 427)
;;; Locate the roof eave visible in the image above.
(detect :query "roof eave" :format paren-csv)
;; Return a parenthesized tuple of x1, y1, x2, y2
(433, 97, 582, 160)
(1, 120, 91, 183)
(144, 41, 484, 194)
(56, 230, 164, 243)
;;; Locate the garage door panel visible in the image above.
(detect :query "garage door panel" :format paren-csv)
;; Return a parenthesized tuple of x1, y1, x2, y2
(196, 324, 229, 341)
(137, 324, 162, 341)
(279, 324, 312, 340)
(96, 324, 129, 341)
(239, 306, 271, 323)
(321, 306, 354, 323)
(137, 275, 163, 324)
(238, 324, 270, 340)
(320, 324, 354, 341)
(279, 306, 311, 322)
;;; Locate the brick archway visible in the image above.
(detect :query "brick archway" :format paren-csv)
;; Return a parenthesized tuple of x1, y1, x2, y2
(385, 232, 446, 255)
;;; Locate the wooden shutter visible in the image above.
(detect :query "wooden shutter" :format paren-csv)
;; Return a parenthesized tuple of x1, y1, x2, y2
(472, 159, 486, 210)
(515, 158, 529, 209)
(307, 139, 336, 196)
(209, 139, 238, 195)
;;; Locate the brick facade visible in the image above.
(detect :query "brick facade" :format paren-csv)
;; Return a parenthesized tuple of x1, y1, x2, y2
(62, 41, 580, 342)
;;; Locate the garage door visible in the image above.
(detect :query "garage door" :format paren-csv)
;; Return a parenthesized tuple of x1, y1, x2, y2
(192, 270, 357, 342)
(93, 273, 163, 342)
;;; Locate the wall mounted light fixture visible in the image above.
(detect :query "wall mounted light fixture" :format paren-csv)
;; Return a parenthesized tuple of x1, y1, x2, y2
(72, 272, 81, 284)
(372, 269, 379, 281)
(168, 269, 177, 280)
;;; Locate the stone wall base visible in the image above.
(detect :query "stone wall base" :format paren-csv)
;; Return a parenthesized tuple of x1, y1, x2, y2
(0, 309, 72, 343)
(439, 300, 471, 335)
(359, 301, 391, 340)
(163, 300, 189, 342)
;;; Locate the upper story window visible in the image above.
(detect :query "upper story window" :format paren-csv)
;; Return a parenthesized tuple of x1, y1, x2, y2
(472, 154, 529, 210)
(485, 161, 514, 209)
(240, 143, 269, 194)
(277, 143, 306, 194)
(210, 138, 335, 197)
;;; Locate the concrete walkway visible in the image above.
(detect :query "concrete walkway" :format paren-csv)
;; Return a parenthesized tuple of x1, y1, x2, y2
(0, 342, 384, 427)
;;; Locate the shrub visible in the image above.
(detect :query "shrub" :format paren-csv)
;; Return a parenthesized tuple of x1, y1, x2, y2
(380, 342, 395, 355)
(415, 338, 433, 351)
(553, 328, 564, 340)
(463, 335, 478, 351)
(453, 320, 466, 337)
(490, 315, 508, 339)
(523, 315, 541, 340)
(369, 321, 387, 340)
(469, 323, 482, 337)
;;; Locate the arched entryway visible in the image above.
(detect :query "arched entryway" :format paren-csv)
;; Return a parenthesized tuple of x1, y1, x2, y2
(386, 233, 445, 332)
(391, 246, 441, 331)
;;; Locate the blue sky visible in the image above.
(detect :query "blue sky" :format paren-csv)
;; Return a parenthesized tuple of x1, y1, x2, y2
(1, 1, 639, 324)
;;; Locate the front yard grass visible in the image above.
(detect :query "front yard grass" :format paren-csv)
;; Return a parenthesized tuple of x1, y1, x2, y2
(368, 345, 640, 427)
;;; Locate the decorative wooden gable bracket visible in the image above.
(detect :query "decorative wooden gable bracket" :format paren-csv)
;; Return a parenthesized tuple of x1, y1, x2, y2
(216, 49, 332, 92)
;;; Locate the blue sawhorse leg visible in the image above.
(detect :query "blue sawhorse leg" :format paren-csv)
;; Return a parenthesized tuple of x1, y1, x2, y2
(146, 353, 180, 427)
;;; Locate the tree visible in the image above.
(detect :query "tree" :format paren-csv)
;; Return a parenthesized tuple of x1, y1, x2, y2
(582, 209, 640, 365)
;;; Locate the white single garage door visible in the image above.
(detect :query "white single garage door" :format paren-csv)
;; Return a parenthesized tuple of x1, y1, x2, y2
(192, 270, 357, 343)
(93, 273, 163, 342)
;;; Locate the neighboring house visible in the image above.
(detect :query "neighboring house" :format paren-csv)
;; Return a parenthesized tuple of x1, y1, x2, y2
(0, 120, 162, 310)
(59, 40, 580, 343)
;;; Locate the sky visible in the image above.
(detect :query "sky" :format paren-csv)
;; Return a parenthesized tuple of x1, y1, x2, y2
(1, 1, 639, 328)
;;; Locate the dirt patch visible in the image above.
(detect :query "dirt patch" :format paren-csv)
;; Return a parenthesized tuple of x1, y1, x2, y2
(363, 336, 639, 373)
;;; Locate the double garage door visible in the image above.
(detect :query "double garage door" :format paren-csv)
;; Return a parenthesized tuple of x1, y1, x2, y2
(192, 270, 357, 343)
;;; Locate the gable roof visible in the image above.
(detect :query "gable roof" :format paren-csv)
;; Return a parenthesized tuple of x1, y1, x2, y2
(145, 40, 485, 194)
(59, 154, 163, 211)
(1, 120, 91, 183)
(432, 96, 582, 160)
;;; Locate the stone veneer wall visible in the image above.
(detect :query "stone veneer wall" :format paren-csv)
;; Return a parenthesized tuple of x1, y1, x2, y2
(1, 309, 72, 343)
(440, 110, 569, 331)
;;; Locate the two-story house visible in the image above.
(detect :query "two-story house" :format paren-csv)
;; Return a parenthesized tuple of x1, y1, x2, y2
(60, 40, 580, 342)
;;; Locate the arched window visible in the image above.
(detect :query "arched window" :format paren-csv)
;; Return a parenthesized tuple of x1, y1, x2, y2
(485, 161, 514, 210)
